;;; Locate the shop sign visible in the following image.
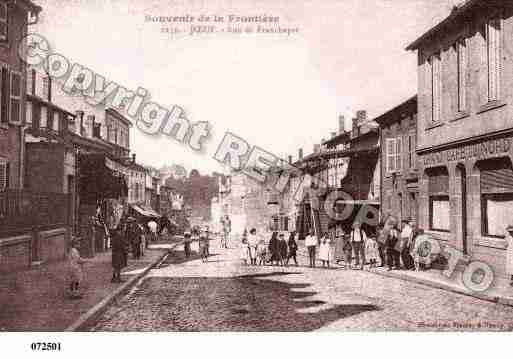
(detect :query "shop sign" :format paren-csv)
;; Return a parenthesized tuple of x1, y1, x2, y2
(423, 137, 512, 166)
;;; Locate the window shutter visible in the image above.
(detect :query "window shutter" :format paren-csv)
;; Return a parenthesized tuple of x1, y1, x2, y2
(9, 71, 21, 124)
(457, 39, 467, 111)
(480, 158, 513, 193)
(0, 66, 9, 124)
(396, 137, 402, 171)
(428, 168, 449, 194)
(0, 160, 7, 190)
(386, 138, 395, 173)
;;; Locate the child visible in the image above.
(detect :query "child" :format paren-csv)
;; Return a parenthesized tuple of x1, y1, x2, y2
(257, 238, 267, 266)
(318, 233, 332, 268)
(365, 236, 379, 269)
(240, 238, 250, 265)
(183, 231, 192, 258)
(68, 239, 86, 299)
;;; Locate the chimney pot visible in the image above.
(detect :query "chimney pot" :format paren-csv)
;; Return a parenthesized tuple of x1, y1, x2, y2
(331, 132, 336, 138)
(132, 153, 136, 163)
(288, 155, 293, 164)
(298, 148, 303, 160)
(338, 115, 345, 134)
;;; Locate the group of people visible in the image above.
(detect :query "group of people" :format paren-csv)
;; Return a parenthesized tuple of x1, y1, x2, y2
(240, 228, 299, 266)
(183, 226, 212, 262)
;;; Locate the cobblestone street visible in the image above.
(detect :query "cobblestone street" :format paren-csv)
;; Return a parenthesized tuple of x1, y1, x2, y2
(92, 239, 513, 331)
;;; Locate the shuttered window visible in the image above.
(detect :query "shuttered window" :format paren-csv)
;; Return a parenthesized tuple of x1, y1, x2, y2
(428, 167, 450, 232)
(481, 158, 513, 238)
(457, 38, 467, 111)
(486, 18, 501, 102)
(480, 158, 513, 193)
(10, 71, 21, 124)
(0, 159, 8, 190)
(0, 65, 9, 124)
(430, 53, 442, 123)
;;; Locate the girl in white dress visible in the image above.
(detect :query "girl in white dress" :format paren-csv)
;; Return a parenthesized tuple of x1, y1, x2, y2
(318, 233, 332, 268)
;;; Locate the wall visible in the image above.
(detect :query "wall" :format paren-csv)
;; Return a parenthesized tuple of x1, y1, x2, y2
(25, 143, 64, 193)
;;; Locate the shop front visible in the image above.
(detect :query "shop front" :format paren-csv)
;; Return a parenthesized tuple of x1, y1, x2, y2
(418, 132, 513, 278)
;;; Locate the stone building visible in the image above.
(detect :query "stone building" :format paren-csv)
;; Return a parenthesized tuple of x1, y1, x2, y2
(376, 95, 418, 224)
(407, 0, 513, 277)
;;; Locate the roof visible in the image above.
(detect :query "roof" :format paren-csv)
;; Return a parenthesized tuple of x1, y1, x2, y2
(406, 0, 490, 50)
(18, 0, 42, 14)
(106, 108, 133, 127)
(374, 95, 417, 127)
(27, 93, 76, 117)
(323, 131, 350, 147)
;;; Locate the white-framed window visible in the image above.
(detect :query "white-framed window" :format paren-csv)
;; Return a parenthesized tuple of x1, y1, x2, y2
(40, 106, 47, 128)
(456, 38, 467, 112)
(53, 111, 59, 131)
(10, 71, 21, 124)
(429, 52, 442, 123)
(386, 138, 396, 173)
(25, 101, 32, 125)
(485, 18, 501, 102)
(0, 158, 8, 190)
(0, 2, 7, 42)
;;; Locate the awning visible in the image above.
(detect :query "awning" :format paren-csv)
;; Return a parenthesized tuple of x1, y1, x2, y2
(130, 204, 161, 219)
(79, 153, 128, 205)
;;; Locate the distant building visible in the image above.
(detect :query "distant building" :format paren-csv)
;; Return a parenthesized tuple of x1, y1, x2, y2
(375, 95, 418, 224)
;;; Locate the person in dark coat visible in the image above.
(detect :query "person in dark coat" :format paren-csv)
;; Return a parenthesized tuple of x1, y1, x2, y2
(286, 231, 298, 266)
(268, 231, 279, 265)
(376, 223, 387, 267)
(277, 233, 288, 266)
(111, 225, 127, 283)
(126, 218, 142, 259)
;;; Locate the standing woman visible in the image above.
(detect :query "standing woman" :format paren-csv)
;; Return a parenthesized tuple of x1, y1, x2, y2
(248, 228, 259, 265)
(111, 224, 127, 283)
(286, 231, 298, 266)
(268, 231, 279, 265)
(277, 233, 288, 266)
(505, 225, 513, 286)
(305, 230, 318, 268)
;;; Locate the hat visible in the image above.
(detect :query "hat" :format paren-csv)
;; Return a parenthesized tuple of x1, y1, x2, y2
(127, 217, 136, 222)
(507, 225, 513, 233)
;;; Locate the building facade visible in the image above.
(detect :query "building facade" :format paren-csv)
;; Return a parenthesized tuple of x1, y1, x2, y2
(376, 95, 419, 224)
(407, 0, 513, 277)
(0, 1, 41, 191)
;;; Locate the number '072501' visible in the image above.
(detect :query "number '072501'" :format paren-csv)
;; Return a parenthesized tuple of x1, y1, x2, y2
(30, 342, 61, 351)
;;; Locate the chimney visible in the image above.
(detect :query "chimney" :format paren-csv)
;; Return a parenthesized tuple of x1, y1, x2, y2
(352, 117, 359, 138)
(313, 144, 320, 153)
(331, 131, 337, 138)
(298, 148, 303, 160)
(338, 115, 346, 134)
(75, 111, 84, 136)
(357, 110, 367, 125)
(288, 155, 293, 164)
(132, 153, 136, 163)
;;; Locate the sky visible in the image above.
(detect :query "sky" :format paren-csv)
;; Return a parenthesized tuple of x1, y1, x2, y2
(33, 0, 461, 175)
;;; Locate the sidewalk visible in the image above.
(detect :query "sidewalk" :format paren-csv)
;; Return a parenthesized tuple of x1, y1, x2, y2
(0, 239, 181, 331)
(296, 240, 513, 307)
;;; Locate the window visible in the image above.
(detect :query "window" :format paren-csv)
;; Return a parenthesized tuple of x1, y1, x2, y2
(0, 159, 8, 190)
(40, 106, 47, 128)
(408, 134, 416, 169)
(53, 111, 59, 131)
(9, 71, 21, 124)
(386, 138, 396, 173)
(480, 158, 513, 238)
(429, 53, 442, 123)
(456, 39, 467, 111)
(386, 137, 402, 173)
(485, 18, 501, 102)
(0, 65, 8, 124)
(25, 101, 32, 125)
(0, 2, 7, 42)
(42, 76, 50, 101)
(428, 167, 450, 232)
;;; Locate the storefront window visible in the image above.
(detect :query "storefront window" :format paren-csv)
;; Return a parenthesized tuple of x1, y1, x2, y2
(480, 158, 513, 238)
(428, 166, 450, 232)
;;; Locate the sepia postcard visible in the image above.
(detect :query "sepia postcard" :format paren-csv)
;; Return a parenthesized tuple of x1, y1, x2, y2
(2, 0, 513, 353)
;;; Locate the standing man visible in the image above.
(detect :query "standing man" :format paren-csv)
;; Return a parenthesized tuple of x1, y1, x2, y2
(305, 230, 318, 268)
(248, 228, 259, 265)
(376, 223, 387, 267)
(350, 221, 367, 270)
(399, 218, 414, 269)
